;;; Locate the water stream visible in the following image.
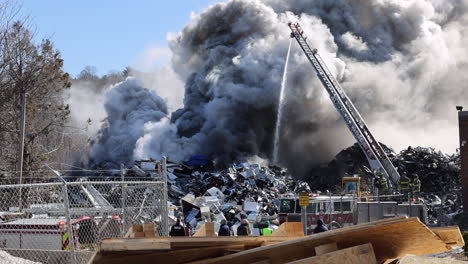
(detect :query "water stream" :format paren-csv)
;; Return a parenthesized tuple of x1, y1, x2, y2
(272, 39, 292, 165)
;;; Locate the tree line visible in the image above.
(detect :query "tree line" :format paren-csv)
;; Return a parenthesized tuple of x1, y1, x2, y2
(0, 4, 128, 178)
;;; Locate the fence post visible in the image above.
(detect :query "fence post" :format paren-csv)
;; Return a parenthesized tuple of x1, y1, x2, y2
(120, 164, 127, 237)
(161, 157, 169, 236)
(62, 182, 77, 264)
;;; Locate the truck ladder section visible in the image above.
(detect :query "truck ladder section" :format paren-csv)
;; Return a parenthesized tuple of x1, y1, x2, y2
(288, 22, 400, 186)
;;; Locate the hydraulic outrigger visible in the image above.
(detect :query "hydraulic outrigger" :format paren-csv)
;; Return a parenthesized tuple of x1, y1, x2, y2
(288, 22, 400, 188)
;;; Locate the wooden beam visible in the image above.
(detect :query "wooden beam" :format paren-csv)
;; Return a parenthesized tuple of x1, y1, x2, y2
(395, 254, 466, 264)
(314, 243, 338, 256)
(286, 243, 376, 264)
(193, 222, 216, 237)
(272, 222, 304, 237)
(430, 226, 465, 248)
(187, 217, 450, 264)
(92, 246, 243, 264)
(100, 238, 171, 251)
(100, 236, 303, 252)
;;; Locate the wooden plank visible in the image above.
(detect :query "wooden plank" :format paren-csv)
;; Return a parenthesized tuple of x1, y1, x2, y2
(430, 226, 465, 247)
(169, 237, 275, 250)
(272, 222, 304, 237)
(124, 226, 133, 238)
(132, 224, 143, 232)
(397, 255, 466, 264)
(250, 261, 271, 264)
(92, 246, 243, 264)
(314, 243, 337, 256)
(193, 222, 216, 237)
(143, 222, 155, 233)
(99, 236, 303, 252)
(144, 231, 155, 238)
(286, 243, 376, 264)
(100, 238, 171, 251)
(188, 217, 449, 264)
(261, 241, 286, 246)
(131, 232, 145, 238)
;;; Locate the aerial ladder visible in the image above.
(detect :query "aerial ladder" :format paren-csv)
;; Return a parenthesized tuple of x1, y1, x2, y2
(288, 22, 400, 189)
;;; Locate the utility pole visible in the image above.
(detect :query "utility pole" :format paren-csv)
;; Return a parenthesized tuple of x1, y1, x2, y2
(17, 92, 27, 210)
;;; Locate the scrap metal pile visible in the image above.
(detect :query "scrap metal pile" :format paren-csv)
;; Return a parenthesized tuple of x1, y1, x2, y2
(167, 159, 310, 230)
(394, 146, 460, 193)
(306, 144, 462, 225)
(396, 146, 462, 225)
(130, 156, 311, 231)
(307, 144, 460, 193)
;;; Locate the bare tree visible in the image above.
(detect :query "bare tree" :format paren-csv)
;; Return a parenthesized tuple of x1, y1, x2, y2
(0, 20, 71, 173)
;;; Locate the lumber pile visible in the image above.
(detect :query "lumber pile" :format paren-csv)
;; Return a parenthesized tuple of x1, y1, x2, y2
(128, 223, 157, 238)
(91, 217, 464, 264)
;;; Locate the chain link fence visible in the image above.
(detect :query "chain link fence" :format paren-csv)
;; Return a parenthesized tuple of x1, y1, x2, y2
(0, 159, 169, 264)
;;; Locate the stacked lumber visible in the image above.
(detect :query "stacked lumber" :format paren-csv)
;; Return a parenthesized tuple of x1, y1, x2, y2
(93, 236, 302, 264)
(128, 223, 157, 238)
(92, 217, 464, 264)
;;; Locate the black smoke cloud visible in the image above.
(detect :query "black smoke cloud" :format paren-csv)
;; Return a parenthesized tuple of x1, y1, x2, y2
(90, 0, 468, 178)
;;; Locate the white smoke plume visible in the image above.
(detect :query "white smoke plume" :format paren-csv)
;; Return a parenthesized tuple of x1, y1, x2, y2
(88, 0, 468, 178)
(89, 78, 168, 166)
(67, 81, 107, 136)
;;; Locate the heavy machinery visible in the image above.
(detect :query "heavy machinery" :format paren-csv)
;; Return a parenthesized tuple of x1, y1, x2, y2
(287, 22, 400, 189)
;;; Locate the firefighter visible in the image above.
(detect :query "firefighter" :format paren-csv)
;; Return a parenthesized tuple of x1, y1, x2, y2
(375, 173, 388, 194)
(399, 173, 410, 196)
(412, 174, 421, 199)
(261, 221, 273, 236)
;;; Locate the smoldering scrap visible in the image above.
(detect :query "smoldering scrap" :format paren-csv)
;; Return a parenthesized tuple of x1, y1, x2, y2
(125, 157, 310, 232)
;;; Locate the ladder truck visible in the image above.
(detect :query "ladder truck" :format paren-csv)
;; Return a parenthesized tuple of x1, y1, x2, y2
(288, 22, 400, 189)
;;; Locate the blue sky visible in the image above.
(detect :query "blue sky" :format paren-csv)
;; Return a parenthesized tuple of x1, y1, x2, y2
(20, 0, 223, 76)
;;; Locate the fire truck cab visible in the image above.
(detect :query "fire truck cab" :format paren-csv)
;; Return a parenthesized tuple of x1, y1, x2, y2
(277, 194, 356, 229)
